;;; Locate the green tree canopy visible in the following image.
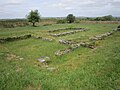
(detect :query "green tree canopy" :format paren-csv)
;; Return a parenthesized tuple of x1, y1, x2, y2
(94, 15, 113, 21)
(27, 10, 40, 26)
(66, 14, 75, 23)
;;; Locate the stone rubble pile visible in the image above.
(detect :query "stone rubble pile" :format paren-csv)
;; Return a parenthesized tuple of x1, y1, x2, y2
(6, 53, 24, 61)
(0, 34, 31, 43)
(48, 27, 84, 33)
(50, 29, 88, 37)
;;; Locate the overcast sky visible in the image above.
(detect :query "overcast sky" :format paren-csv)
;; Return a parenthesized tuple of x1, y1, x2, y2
(0, 0, 120, 19)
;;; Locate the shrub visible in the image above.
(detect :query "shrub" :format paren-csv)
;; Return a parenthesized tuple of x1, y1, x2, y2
(43, 24, 52, 26)
(57, 20, 66, 24)
(3, 24, 15, 28)
(75, 20, 80, 23)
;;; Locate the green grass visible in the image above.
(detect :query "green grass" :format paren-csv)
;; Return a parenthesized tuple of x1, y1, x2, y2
(0, 23, 120, 90)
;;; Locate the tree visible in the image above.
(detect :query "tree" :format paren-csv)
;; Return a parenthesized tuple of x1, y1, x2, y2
(94, 15, 113, 21)
(27, 10, 40, 26)
(103, 15, 113, 21)
(66, 14, 75, 23)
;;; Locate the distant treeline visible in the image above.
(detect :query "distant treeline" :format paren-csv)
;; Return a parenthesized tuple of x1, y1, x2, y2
(56, 15, 120, 24)
(42, 15, 120, 21)
(91, 15, 120, 21)
(0, 19, 29, 28)
(0, 15, 120, 28)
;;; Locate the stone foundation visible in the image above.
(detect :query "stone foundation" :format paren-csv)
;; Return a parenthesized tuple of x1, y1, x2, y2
(0, 34, 31, 43)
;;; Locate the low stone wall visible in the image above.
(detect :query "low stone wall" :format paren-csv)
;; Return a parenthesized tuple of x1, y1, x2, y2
(0, 34, 31, 43)
(55, 42, 94, 56)
(55, 28, 119, 56)
(33, 36, 53, 42)
(50, 29, 88, 37)
(55, 44, 80, 56)
(79, 42, 95, 49)
(90, 28, 119, 41)
(0, 34, 54, 43)
(48, 27, 84, 33)
(59, 39, 76, 45)
(59, 39, 94, 48)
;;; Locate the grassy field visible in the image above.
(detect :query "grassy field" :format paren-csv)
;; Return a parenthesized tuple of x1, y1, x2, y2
(0, 23, 120, 90)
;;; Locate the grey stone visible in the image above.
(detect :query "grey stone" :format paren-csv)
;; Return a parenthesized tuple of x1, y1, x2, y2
(47, 67, 56, 71)
(37, 56, 50, 63)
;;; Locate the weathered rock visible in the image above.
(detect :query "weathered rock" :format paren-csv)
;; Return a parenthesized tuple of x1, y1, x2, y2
(59, 39, 76, 45)
(47, 67, 56, 72)
(37, 56, 50, 63)
(42, 38, 53, 42)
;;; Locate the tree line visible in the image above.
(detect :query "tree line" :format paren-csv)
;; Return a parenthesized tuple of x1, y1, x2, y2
(26, 10, 120, 26)
(27, 10, 76, 26)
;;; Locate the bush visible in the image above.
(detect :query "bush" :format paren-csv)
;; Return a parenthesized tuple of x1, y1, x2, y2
(43, 24, 52, 26)
(75, 20, 80, 23)
(0, 20, 29, 28)
(3, 24, 15, 28)
(94, 15, 113, 21)
(57, 20, 66, 24)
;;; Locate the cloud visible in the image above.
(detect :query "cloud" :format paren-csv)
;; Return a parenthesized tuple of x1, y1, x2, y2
(50, 3, 66, 8)
(0, 0, 25, 7)
(65, 7, 74, 10)
(0, 0, 120, 18)
(7, 0, 24, 4)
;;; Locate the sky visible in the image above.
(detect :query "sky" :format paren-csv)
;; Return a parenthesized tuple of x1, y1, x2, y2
(0, 0, 120, 19)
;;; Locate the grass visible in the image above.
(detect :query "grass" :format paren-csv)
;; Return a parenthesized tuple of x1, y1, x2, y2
(0, 23, 120, 90)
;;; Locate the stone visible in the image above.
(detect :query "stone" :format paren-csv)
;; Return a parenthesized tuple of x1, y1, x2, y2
(37, 56, 50, 63)
(47, 67, 56, 71)
(42, 38, 53, 42)
(37, 58, 46, 63)
(19, 58, 24, 60)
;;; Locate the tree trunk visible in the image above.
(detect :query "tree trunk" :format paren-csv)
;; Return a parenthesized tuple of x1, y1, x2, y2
(69, 21, 72, 23)
(32, 22, 35, 27)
